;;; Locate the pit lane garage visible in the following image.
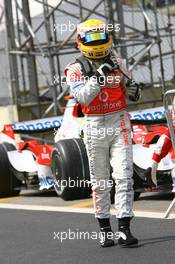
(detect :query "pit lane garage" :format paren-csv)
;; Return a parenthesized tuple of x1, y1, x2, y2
(0, 106, 174, 201)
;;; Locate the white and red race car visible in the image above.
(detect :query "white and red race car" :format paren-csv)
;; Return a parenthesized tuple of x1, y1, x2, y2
(0, 103, 174, 201)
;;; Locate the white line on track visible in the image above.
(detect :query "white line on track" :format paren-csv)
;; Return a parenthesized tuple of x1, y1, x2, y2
(0, 203, 175, 219)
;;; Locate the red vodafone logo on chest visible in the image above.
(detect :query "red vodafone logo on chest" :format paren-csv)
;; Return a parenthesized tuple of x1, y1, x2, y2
(98, 90, 109, 102)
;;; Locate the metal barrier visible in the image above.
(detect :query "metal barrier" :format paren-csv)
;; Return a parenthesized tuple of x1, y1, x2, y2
(163, 89, 175, 218)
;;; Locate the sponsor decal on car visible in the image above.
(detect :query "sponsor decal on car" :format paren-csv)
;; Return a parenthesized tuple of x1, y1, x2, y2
(39, 176, 54, 190)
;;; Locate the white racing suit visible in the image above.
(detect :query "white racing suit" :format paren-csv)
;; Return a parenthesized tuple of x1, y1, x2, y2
(65, 56, 134, 219)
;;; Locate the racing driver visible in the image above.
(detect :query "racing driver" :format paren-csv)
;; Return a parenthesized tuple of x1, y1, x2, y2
(64, 19, 141, 247)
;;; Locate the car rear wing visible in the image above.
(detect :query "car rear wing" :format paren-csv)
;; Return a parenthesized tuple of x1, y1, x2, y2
(0, 107, 168, 137)
(131, 118, 166, 125)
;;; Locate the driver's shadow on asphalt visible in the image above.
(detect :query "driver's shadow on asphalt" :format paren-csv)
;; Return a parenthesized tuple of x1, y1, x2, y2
(139, 235, 175, 246)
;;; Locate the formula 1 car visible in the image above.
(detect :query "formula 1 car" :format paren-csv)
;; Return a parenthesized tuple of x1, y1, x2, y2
(0, 104, 174, 201)
(0, 123, 54, 197)
(52, 103, 174, 201)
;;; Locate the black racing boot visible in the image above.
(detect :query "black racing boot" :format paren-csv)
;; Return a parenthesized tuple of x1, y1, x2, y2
(97, 218, 115, 247)
(118, 217, 138, 248)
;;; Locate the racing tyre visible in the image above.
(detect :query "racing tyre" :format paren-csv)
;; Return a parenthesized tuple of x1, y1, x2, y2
(0, 143, 22, 197)
(52, 138, 91, 200)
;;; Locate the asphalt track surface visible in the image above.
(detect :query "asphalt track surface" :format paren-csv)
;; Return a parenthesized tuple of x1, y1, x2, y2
(1, 208, 175, 264)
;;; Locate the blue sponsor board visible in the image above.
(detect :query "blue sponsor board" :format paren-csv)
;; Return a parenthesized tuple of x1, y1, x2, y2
(129, 106, 165, 120)
(13, 116, 63, 131)
(11, 107, 165, 132)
